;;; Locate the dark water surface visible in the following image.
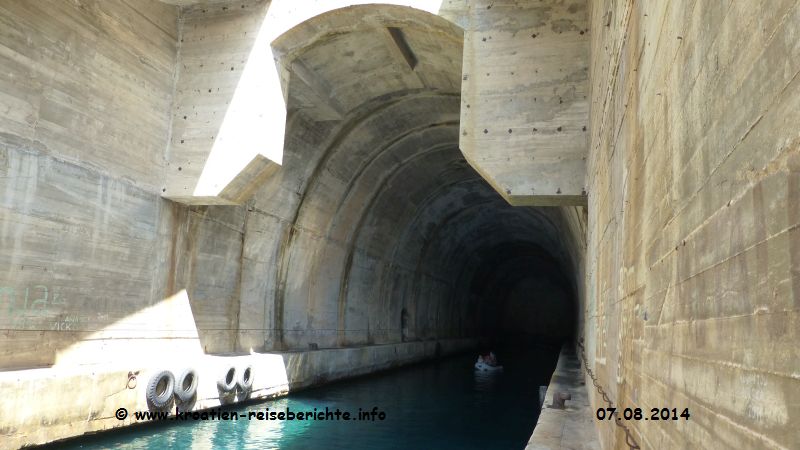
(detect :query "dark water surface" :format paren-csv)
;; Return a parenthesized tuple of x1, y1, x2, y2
(63, 345, 559, 450)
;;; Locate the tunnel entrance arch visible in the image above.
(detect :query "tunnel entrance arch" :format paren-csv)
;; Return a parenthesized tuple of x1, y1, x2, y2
(239, 4, 584, 353)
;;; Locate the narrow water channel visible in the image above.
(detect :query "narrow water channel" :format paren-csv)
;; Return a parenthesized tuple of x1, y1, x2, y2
(61, 344, 560, 450)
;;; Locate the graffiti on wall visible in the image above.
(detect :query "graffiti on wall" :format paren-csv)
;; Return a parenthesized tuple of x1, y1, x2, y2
(0, 285, 85, 331)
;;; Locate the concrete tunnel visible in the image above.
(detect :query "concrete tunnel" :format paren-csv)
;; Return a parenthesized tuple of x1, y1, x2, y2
(2, 5, 590, 446)
(4, 0, 797, 448)
(221, 5, 585, 352)
(267, 95, 580, 348)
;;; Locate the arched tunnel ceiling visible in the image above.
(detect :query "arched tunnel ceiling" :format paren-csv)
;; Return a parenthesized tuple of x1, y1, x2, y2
(164, 1, 588, 208)
(234, 4, 585, 349)
(266, 99, 581, 349)
(272, 5, 463, 120)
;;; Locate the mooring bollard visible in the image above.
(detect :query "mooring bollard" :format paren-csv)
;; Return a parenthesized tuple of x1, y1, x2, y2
(551, 391, 572, 409)
(539, 386, 548, 409)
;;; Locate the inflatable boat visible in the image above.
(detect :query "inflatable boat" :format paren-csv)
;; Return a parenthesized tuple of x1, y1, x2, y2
(474, 360, 504, 372)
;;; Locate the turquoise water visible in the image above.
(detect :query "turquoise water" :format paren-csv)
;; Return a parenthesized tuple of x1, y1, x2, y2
(61, 346, 559, 450)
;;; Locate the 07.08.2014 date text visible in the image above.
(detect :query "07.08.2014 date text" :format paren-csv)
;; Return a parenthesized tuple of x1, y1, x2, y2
(595, 407, 690, 421)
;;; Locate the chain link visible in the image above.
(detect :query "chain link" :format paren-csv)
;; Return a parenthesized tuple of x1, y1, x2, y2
(576, 339, 641, 450)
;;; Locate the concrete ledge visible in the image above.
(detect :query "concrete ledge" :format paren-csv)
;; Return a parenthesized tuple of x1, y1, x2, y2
(0, 338, 477, 448)
(526, 346, 600, 450)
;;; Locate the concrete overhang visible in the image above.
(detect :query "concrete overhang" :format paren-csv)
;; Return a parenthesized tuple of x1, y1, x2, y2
(162, 0, 462, 205)
(161, 0, 588, 207)
(458, 0, 590, 206)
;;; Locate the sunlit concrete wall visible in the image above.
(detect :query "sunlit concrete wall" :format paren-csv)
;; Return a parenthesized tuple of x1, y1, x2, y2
(0, 0, 592, 372)
(0, 0, 591, 447)
(0, 0, 182, 369)
(165, 0, 278, 204)
(171, 204, 249, 354)
(162, 0, 465, 204)
(585, 0, 800, 448)
(0, 0, 588, 375)
(0, 0, 258, 365)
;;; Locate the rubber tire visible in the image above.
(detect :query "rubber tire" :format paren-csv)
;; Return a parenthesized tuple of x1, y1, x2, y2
(237, 365, 254, 392)
(174, 368, 198, 403)
(146, 370, 175, 410)
(217, 367, 237, 393)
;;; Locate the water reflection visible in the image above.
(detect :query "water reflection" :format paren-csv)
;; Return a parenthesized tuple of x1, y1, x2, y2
(473, 368, 500, 394)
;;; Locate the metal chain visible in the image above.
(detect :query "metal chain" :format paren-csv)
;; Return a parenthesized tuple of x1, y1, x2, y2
(576, 339, 641, 450)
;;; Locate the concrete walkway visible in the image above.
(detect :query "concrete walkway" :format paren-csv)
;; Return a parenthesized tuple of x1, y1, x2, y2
(526, 346, 600, 450)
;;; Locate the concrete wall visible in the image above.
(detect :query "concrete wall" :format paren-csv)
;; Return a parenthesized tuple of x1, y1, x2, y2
(165, 0, 278, 204)
(10, 0, 798, 449)
(584, 0, 800, 448)
(0, 0, 181, 369)
(0, 0, 260, 364)
(172, 205, 248, 354)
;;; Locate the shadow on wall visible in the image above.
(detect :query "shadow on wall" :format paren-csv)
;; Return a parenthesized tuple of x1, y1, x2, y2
(0, 0, 462, 371)
(0, 194, 249, 370)
(165, 0, 452, 204)
(0, 0, 269, 370)
(166, 0, 281, 203)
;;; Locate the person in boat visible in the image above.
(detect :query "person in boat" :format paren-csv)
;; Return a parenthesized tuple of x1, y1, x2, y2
(477, 351, 498, 367)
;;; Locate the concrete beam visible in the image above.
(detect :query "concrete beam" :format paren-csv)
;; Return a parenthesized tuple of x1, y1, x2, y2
(288, 59, 346, 120)
(458, 0, 590, 206)
(380, 26, 427, 88)
(385, 27, 419, 71)
(163, 0, 284, 205)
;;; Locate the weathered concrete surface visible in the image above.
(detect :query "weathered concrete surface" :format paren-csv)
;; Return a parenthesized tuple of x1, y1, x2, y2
(164, 0, 278, 204)
(527, 346, 599, 450)
(162, 0, 467, 204)
(272, 5, 463, 117)
(0, 337, 477, 448)
(237, 94, 581, 352)
(6, 1, 797, 450)
(165, 0, 592, 207)
(18, 0, 800, 449)
(1, 4, 586, 448)
(0, 0, 178, 192)
(584, 0, 800, 448)
(0, 0, 181, 369)
(459, 0, 590, 206)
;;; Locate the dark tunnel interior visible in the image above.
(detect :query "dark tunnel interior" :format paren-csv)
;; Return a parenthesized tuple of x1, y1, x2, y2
(231, 6, 588, 353)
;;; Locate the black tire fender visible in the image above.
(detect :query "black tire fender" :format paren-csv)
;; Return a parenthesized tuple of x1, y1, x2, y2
(237, 365, 254, 392)
(174, 368, 199, 403)
(217, 366, 237, 393)
(146, 370, 175, 410)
